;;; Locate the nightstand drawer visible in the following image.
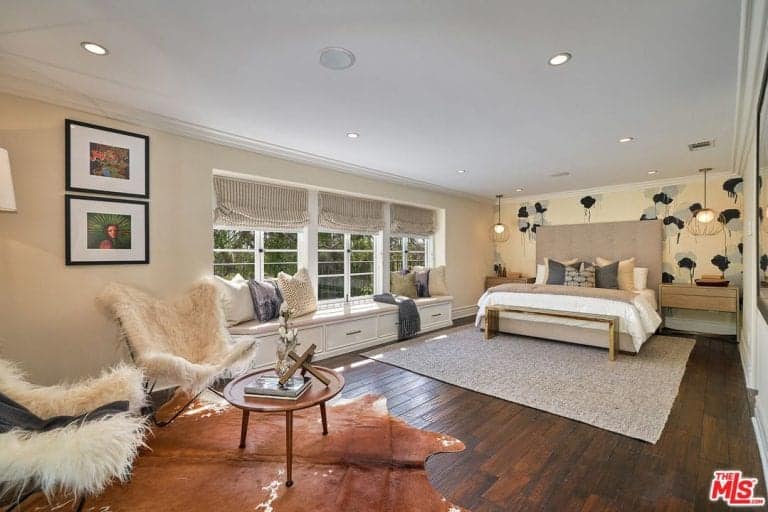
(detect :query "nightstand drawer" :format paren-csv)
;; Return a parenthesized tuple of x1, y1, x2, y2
(661, 294, 737, 313)
(661, 286, 737, 299)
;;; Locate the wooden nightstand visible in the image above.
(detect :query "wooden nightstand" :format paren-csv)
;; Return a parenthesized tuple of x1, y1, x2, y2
(658, 284, 740, 341)
(485, 275, 535, 290)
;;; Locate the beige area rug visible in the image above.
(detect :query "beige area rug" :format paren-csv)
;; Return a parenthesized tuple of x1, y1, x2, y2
(362, 326, 695, 443)
(26, 394, 467, 512)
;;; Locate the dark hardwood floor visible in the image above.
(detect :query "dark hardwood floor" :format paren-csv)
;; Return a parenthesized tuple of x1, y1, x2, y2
(323, 324, 765, 511)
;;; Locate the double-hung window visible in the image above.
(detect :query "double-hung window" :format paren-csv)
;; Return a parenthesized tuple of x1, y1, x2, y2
(317, 232, 376, 301)
(389, 236, 432, 271)
(213, 228, 299, 280)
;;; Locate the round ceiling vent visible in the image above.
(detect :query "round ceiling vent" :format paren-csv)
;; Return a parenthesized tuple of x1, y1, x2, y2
(319, 47, 356, 70)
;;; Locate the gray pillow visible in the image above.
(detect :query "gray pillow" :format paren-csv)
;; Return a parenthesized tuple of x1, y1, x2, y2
(414, 269, 430, 297)
(545, 259, 568, 285)
(248, 279, 283, 322)
(594, 261, 620, 289)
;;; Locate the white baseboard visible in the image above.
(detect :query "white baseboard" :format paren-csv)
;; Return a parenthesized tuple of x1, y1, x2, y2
(452, 304, 478, 319)
(753, 402, 768, 482)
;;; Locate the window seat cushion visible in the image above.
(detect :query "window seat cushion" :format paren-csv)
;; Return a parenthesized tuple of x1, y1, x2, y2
(228, 296, 453, 336)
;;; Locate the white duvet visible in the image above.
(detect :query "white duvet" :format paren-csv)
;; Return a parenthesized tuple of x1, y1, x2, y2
(474, 289, 662, 352)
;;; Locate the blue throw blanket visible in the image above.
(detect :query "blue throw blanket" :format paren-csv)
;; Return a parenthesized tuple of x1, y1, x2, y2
(373, 293, 420, 340)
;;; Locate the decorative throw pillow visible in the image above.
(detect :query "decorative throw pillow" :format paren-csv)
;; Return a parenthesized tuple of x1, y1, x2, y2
(545, 258, 577, 285)
(633, 267, 649, 291)
(564, 264, 596, 287)
(594, 261, 620, 289)
(542, 258, 578, 284)
(534, 264, 546, 284)
(277, 268, 317, 318)
(248, 279, 283, 322)
(413, 268, 430, 297)
(425, 265, 449, 296)
(391, 271, 417, 298)
(596, 257, 635, 291)
(213, 274, 256, 326)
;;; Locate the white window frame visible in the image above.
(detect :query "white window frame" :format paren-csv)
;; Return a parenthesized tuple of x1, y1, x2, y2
(213, 227, 302, 281)
(317, 231, 379, 304)
(389, 235, 433, 271)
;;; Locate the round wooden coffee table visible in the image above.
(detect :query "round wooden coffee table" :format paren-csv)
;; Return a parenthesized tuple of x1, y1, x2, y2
(223, 366, 344, 487)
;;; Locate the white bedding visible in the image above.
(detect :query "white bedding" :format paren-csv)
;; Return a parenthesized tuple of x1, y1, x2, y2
(474, 288, 662, 352)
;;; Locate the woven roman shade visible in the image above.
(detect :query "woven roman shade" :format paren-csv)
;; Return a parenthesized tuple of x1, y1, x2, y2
(213, 175, 309, 229)
(318, 191, 384, 232)
(390, 204, 437, 236)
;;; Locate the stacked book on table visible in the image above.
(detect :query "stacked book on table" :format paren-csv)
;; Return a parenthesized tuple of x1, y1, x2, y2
(244, 374, 310, 400)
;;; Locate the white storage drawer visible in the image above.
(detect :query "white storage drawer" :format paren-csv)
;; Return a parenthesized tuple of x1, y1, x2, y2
(326, 316, 378, 350)
(297, 326, 324, 353)
(377, 312, 399, 338)
(247, 334, 280, 369)
(419, 302, 451, 327)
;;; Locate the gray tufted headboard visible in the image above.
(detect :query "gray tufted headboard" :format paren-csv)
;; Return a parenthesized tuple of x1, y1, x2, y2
(536, 220, 663, 292)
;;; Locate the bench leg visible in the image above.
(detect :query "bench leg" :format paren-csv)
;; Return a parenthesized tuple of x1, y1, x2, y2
(608, 319, 616, 361)
(485, 308, 499, 340)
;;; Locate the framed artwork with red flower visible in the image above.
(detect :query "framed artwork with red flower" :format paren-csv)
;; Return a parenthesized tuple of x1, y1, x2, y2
(65, 119, 149, 198)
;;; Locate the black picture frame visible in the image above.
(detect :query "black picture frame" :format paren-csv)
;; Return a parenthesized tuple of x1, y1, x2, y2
(65, 195, 150, 265)
(65, 119, 150, 198)
(756, 52, 768, 322)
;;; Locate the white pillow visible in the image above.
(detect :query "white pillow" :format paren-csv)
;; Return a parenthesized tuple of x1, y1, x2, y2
(535, 264, 546, 284)
(213, 274, 255, 326)
(633, 267, 649, 291)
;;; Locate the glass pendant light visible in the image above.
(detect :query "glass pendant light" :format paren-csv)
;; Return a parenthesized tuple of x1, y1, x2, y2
(491, 194, 511, 243)
(687, 168, 723, 236)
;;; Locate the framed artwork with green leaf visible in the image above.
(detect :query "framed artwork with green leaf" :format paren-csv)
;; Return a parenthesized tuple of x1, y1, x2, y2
(65, 195, 149, 265)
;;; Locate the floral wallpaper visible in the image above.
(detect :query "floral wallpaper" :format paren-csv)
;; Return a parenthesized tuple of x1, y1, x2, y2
(498, 175, 744, 287)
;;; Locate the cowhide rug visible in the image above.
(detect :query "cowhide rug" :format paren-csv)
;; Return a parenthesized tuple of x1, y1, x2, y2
(27, 394, 467, 511)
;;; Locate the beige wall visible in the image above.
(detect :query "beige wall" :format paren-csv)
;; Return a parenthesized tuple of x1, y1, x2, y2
(0, 93, 494, 384)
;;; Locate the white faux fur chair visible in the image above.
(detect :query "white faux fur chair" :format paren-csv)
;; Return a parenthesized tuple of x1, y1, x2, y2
(0, 359, 148, 511)
(97, 280, 257, 423)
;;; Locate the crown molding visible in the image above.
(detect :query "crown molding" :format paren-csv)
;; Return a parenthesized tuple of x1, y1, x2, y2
(502, 170, 738, 204)
(0, 75, 491, 204)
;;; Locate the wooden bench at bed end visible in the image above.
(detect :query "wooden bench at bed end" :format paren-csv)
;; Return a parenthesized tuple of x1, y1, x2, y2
(483, 305, 620, 361)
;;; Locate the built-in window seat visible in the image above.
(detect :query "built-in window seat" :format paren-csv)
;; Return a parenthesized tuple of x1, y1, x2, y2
(229, 296, 453, 370)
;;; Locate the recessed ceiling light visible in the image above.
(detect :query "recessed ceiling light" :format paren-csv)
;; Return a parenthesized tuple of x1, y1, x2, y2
(648, 170, 659, 175)
(346, 132, 359, 139)
(80, 41, 108, 56)
(457, 169, 467, 174)
(618, 137, 635, 143)
(548, 52, 572, 66)
(515, 187, 524, 192)
(319, 47, 356, 70)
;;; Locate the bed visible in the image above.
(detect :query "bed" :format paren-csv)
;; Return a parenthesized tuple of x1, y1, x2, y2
(475, 220, 663, 353)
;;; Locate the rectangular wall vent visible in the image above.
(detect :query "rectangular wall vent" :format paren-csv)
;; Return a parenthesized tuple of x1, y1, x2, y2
(688, 139, 715, 151)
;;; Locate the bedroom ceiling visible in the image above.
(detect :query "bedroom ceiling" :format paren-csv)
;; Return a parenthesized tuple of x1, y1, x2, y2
(0, 0, 741, 199)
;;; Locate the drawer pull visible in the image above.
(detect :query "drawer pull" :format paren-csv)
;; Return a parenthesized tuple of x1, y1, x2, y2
(431, 313, 443, 317)
(346, 330, 362, 336)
